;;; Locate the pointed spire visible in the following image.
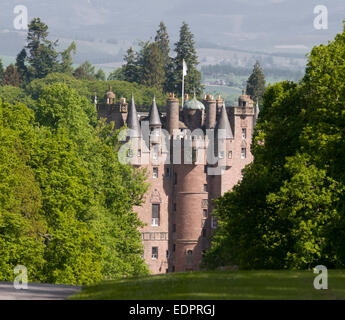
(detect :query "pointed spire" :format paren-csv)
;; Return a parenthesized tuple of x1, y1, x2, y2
(127, 95, 141, 137)
(149, 96, 162, 127)
(216, 104, 233, 139)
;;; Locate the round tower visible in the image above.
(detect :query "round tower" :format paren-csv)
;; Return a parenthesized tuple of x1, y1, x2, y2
(167, 93, 179, 136)
(204, 94, 217, 129)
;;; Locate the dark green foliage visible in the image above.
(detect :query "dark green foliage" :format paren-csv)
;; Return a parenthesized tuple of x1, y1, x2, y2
(203, 23, 345, 270)
(171, 22, 203, 96)
(123, 47, 140, 83)
(0, 59, 3, 82)
(2, 64, 21, 87)
(73, 61, 96, 80)
(246, 61, 266, 103)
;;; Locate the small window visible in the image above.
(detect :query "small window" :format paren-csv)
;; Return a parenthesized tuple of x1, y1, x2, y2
(152, 204, 160, 226)
(127, 149, 133, 158)
(173, 224, 176, 232)
(153, 148, 159, 160)
(204, 184, 208, 192)
(204, 166, 207, 174)
(137, 149, 141, 157)
(219, 151, 225, 159)
(153, 167, 158, 179)
(173, 244, 176, 252)
(242, 128, 247, 140)
(166, 250, 170, 259)
(174, 203, 176, 211)
(241, 148, 246, 159)
(174, 172, 177, 185)
(152, 247, 158, 259)
(187, 250, 193, 256)
(165, 167, 170, 177)
(228, 151, 232, 159)
(203, 209, 207, 218)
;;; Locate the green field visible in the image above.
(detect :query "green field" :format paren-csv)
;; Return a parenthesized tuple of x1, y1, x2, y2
(70, 270, 345, 300)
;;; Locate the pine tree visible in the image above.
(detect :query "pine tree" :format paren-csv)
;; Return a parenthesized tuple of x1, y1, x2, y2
(16, 49, 28, 84)
(172, 22, 203, 97)
(154, 22, 172, 93)
(246, 61, 266, 103)
(60, 41, 76, 74)
(140, 42, 165, 89)
(25, 18, 59, 80)
(123, 47, 140, 83)
(2, 64, 21, 87)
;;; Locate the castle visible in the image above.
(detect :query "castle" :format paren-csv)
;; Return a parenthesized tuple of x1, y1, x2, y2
(97, 89, 258, 274)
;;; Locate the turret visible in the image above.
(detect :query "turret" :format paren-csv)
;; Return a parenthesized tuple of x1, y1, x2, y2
(166, 93, 179, 136)
(203, 94, 216, 129)
(149, 97, 162, 145)
(127, 96, 141, 138)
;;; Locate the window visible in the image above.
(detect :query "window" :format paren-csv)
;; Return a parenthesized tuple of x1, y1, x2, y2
(153, 167, 158, 179)
(219, 151, 225, 159)
(204, 166, 207, 174)
(203, 184, 208, 192)
(242, 128, 247, 139)
(241, 148, 246, 159)
(174, 172, 177, 185)
(153, 148, 159, 160)
(166, 250, 170, 259)
(138, 149, 141, 157)
(165, 167, 170, 177)
(203, 209, 208, 218)
(152, 247, 158, 259)
(187, 250, 193, 256)
(202, 228, 207, 237)
(173, 244, 176, 252)
(228, 151, 232, 159)
(211, 216, 217, 229)
(173, 203, 176, 211)
(152, 204, 160, 226)
(173, 224, 176, 232)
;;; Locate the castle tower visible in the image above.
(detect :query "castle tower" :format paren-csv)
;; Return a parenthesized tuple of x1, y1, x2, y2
(204, 94, 217, 129)
(166, 93, 179, 136)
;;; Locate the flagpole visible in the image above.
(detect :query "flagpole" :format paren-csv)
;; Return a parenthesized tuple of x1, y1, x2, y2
(181, 59, 185, 109)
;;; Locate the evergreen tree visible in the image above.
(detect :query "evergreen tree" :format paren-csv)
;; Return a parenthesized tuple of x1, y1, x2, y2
(172, 22, 203, 96)
(123, 47, 140, 83)
(95, 69, 106, 81)
(15, 49, 28, 84)
(73, 61, 96, 80)
(246, 61, 266, 104)
(139, 42, 165, 89)
(60, 41, 76, 74)
(25, 18, 59, 80)
(108, 66, 125, 81)
(2, 64, 21, 87)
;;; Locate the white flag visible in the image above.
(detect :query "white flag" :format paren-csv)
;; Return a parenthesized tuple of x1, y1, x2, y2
(183, 59, 188, 77)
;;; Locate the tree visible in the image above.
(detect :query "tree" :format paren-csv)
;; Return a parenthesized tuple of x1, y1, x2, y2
(95, 69, 106, 81)
(246, 61, 266, 104)
(59, 41, 76, 74)
(154, 22, 170, 65)
(15, 49, 28, 84)
(108, 67, 125, 81)
(139, 42, 165, 89)
(123, 47, 140, 83)
(2, 64, 21, 87)
(73, 61, 96, 80)
(25, 18, 59, 80)
(203, 23, 345, 270)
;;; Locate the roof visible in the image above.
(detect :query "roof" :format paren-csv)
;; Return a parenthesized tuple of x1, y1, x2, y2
(216, 105, 234, 139)
(183, 95, 205, 110)
(127, 96, 141, 137)
(149, 97, 162, 127)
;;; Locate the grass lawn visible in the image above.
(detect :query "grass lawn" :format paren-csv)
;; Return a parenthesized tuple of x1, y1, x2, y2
(70, 269, 345, 300)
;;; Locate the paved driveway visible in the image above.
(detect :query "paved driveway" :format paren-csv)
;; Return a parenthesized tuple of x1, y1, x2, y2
(0, 282, 81, 300)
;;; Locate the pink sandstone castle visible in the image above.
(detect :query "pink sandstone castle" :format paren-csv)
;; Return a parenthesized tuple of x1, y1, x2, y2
(97, 89, 258, 274)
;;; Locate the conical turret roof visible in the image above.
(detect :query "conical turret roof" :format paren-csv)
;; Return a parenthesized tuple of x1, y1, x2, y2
(127, 95, 141, 137)
(149, 97, 162, 127)
(216, 105, 233, 139)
